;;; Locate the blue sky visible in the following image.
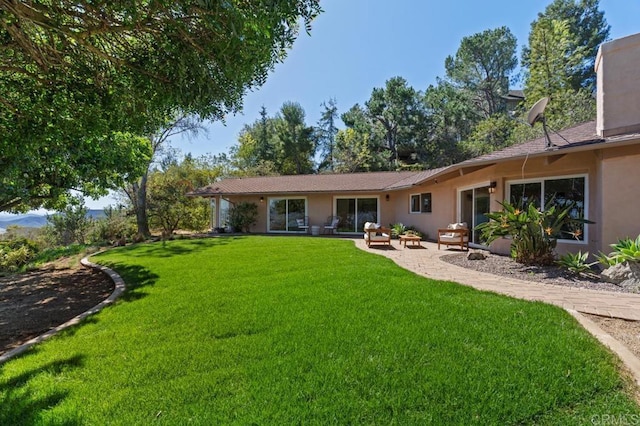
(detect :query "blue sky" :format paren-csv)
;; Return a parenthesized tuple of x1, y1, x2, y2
(89, 0, 638, 209)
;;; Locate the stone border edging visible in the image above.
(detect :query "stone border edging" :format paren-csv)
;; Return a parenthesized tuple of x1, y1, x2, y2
(568, 310, 640, 388)
(0, 252, 125, 365)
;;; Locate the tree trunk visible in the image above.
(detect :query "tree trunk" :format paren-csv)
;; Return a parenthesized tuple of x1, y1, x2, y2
(134, 173, 151, 239)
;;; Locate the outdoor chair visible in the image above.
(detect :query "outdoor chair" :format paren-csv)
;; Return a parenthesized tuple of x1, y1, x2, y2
(296, 216, 310, 233)
(323, 216, 340, 234)
(363, 222, 391, 247)
(437, 222, 469, 251)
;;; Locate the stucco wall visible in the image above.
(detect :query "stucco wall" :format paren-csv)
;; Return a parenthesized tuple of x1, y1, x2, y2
(389, 150, 600, 254)
(600, 148, 640, 250)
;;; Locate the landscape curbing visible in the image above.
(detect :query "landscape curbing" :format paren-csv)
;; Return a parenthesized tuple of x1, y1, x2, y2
(0, 253, 125, 365)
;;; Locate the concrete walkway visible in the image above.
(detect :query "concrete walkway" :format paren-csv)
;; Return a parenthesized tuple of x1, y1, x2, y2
(354, 238, 640, 387)
(354, 239, 640, 321)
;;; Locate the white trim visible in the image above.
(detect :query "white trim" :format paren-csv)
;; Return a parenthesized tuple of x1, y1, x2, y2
(506, 174, 589, 244)
(266, 196, 308, 233)
(333, 195, 380, 234)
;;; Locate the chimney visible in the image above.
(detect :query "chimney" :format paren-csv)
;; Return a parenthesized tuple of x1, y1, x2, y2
(595, 33, 640, 137)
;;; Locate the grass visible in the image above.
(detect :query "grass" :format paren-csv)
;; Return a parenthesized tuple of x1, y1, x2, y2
(1, 236, 638, 424)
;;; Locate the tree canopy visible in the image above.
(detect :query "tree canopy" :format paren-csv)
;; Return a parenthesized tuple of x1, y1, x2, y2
(0, 0, 321, 211)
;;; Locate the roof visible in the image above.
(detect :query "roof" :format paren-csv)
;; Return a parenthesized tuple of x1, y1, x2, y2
(192, 120, 640, 197)
(503, 89, 525, 101)
(190, 171, 418, 196)
(461, 121, 602, 166)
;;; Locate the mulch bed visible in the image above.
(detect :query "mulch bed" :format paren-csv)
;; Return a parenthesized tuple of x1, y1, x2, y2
(0, 266, 114, 355)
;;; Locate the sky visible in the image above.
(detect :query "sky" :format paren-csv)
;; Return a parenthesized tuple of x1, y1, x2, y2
(84, 0, 639, 209)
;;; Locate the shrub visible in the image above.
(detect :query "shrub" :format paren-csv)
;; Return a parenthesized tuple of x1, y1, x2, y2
(477, 201, 590, 266)
(0, 237, 39, 272)
(47, 200, 92, 245)
(227, 202, 258, 233)
(597, 235, 640, 267)
(390, 223, 406, 238)
(90, 206, 136, 243)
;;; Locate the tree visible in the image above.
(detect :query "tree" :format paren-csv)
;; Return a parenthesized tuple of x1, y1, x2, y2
(522, 0, 610, 91)
(230, 112, 279, 177)
(316, 98, 339, 171)
(273, 102, 316, 175)
(333, 128, 379, 173)
(364, 77, 427, 167)
(0, 1, 322, 211)
(337, 104, 388, 171)
(122, 114, 204, 239)
(146, 154, 223, 236)
(445, 27, 518, 119)
(422, 80, 476, 167)
(522, 17, 596, 128)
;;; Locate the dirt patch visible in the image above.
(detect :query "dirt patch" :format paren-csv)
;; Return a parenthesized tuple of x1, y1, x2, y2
(0, 265, 114, 354)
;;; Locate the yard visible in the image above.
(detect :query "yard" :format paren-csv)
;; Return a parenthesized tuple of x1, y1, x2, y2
(1, 236, 639, 424)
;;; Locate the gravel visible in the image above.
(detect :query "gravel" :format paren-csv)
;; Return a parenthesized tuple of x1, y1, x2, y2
(440, 251, 632, 293)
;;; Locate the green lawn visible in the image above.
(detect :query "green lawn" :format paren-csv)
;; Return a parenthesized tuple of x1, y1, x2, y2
(1, 236, 638, 424)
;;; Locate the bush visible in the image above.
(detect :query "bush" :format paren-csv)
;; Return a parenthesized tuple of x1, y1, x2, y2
(227, 202, 258, 233)
(477, 201, 589, 266)
(597, 235, 640, 267)
(47, 200, 92, 245)
(90, 206, 136, 243)
(0, 237, 39, 272)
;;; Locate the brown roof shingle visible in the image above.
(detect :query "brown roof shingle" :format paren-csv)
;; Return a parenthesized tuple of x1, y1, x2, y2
(191, 171, 417, 196)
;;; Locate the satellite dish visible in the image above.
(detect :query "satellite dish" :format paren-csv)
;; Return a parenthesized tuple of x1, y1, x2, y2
(526, 97, 549, 126)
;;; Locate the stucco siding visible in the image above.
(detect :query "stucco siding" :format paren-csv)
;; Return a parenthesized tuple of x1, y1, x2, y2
(600, 149, 640, 250)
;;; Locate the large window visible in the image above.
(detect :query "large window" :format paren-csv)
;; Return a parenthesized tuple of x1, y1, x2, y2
(268, 198, 306, 232)
(508, 176, 587, 241)
(335, 197, 378, 233)
(410, 193, 432, 213)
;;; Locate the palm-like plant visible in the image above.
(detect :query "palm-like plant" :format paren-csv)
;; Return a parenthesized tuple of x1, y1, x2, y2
(476, 201, 590, 265)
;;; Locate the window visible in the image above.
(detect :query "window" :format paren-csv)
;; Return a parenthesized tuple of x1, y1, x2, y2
(335, 197, 378, 232)
(267, 198, 306, 232)
(410, 193, 432, 213)
(508, 176, 587, 242)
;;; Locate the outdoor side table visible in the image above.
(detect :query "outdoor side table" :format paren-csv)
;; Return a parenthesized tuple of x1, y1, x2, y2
(398, 235, 421, 247)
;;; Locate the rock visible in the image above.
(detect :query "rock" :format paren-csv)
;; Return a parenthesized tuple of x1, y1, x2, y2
(467, 251, 486, 261)
(602, 262, 640, 292)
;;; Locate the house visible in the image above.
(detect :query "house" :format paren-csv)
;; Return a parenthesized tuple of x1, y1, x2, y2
(191, 32, 640, 256)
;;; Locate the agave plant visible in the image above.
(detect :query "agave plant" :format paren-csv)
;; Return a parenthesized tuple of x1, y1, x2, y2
(476, 201, 591, 266)
(598, 235, 640, 266)
(556, 251, 598, 277)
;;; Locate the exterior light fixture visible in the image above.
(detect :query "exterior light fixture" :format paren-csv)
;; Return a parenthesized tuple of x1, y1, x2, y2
(488, 181, 497, 194)
(259, 196, 264, 203)
(385, 194, 390, 201)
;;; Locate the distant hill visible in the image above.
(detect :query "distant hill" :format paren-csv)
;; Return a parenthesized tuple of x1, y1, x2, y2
(0, 209, 106, 230)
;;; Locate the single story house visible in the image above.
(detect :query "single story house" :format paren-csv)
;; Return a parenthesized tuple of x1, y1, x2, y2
(191, 32, 640, 256)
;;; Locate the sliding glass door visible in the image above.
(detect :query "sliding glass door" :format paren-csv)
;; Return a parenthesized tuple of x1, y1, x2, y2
(460, 186, 490, 245)
(268, 198, 306, 232)
(335, 197, 378, 233)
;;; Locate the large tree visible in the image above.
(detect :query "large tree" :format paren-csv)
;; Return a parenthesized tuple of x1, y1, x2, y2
(316, 98, 339, 172)
(274, 102, 316, 175)
(522, 0, 610, 91)
(122, 113, 204, 239)
(0, 1, 321, 211)
(445, 26, 518, 119)
(364, 77, 427, 167)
